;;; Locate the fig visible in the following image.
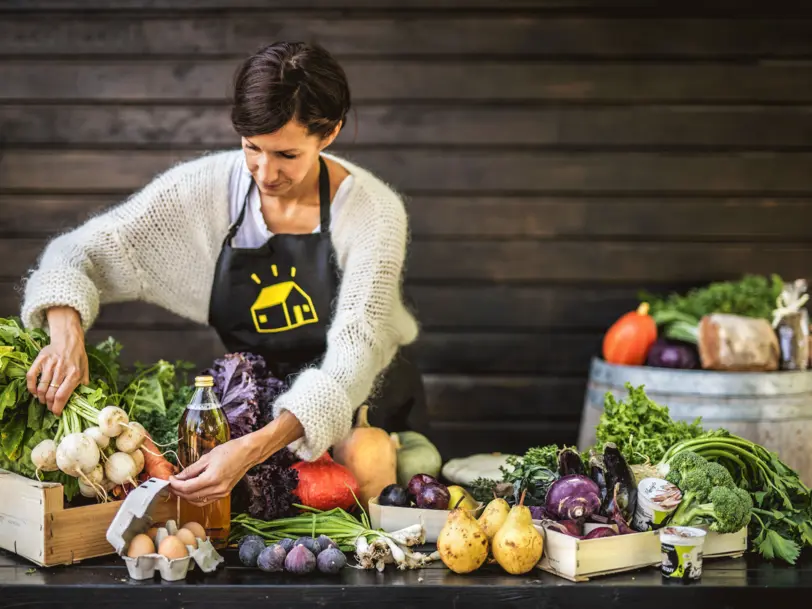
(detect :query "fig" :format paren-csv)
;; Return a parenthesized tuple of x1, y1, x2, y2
(237, 534, 265, 551)
(285, 544, 316, 575)
(238, 538, 266, 567)
(316, 547, 347, 574)
(257, 544, 287, 572)
(278, 538, 296, 553)
(294, 536, 321, 556)
(317, 535, 339, 553)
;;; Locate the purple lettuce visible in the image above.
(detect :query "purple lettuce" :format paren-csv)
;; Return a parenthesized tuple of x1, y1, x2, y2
(204, 353, 288, 439)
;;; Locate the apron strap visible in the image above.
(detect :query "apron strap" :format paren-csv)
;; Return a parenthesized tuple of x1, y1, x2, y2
(225, 156, 332, 247)
(318, 156, 331, 232)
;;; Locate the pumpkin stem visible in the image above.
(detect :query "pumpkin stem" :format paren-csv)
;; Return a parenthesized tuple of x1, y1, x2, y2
(637, 302, 650, 316)
(356, 404, 371, 428)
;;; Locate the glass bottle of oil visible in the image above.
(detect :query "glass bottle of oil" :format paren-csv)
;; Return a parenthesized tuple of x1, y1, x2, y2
(177, 375, 232, 548)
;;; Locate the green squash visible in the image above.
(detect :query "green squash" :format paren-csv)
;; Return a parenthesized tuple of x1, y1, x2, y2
(390, 431, 442, 487)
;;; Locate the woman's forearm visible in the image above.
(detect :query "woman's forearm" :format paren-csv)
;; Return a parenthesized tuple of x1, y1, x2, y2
(244, 410, 305, 465)
(46, 306, 83, 334)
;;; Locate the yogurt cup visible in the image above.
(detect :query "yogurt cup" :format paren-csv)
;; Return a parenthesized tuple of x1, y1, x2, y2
(659, 526, 707, 582)
(633, 478, 682, 531)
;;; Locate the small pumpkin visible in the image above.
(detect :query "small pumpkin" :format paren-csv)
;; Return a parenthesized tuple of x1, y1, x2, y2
(602, 302, 658, 366)
(291, 453, 360, 512)
(391, 431, 442, 488)
(332, 404, 397, 510)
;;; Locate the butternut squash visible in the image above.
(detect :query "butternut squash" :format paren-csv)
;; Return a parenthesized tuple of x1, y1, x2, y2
(332, 404, 397, 510)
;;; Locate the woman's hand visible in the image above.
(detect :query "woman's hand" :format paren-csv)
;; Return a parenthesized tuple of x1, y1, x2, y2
(168, 411, 305, 506)
(26, 307, 88, 416)
(169, 435, 258, 506)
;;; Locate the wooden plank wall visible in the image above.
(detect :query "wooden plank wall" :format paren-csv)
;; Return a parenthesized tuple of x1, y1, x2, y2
(1, 1, 812, 459)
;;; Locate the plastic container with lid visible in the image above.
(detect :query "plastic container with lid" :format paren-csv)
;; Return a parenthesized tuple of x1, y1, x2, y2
(106, 477, 225, 581)
(632, 478, 682, 531)
(659, 526, 707, 582)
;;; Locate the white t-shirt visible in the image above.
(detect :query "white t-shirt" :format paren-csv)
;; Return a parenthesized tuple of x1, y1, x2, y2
(228, 156, 355, 248)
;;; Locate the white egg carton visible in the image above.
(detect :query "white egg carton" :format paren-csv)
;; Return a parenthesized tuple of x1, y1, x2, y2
(105, 477, 224, 581)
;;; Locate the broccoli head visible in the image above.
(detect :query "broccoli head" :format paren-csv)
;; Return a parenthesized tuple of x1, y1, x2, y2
(670, 486, 752, 533)
(705, 461, 735, 490)
(664, 451, 706, 487)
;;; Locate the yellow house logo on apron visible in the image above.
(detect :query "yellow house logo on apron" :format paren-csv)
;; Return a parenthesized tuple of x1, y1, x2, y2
(249, 265, 319, 333)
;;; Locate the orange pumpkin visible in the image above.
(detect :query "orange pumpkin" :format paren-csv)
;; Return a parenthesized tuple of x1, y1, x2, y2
(602, 302, 658, 366)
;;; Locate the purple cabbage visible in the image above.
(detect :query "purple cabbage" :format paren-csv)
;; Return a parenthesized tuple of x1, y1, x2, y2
(236, 454, 299, 521)
(544, 475, 602, 522)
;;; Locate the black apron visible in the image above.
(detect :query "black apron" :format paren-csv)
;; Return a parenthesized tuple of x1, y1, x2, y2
(208, 157, 429, 435)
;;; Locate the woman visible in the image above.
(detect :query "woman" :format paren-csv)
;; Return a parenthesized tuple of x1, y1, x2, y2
(21, 42, 428, 506)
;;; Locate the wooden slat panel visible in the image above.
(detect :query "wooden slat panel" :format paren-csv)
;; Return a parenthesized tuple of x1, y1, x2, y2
(3, 237, 811, 283)
(429, 421, 579, 461)
(3, 61, 812, 102)
(2, 17, 811, 58)
(4, 150, 812, 193)
(0, 282, 653, 332)
(5, 104, 812, 148)
(416, 332, 600, 374)
(425, 374, 586, 421)
(4, 193, 812, 240)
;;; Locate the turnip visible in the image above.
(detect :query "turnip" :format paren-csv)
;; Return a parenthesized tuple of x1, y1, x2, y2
(84, 426, 110, 450)
(115, 422, 146, 453)
(131, 448, 145, 475)
(56, 433, 100, 477)
(31, 439, 58, 473)
(78, 479, 98, 499)
(104, 452, 138, 487)
(98, 405, 129, 437)
(87, 463, 104, 487)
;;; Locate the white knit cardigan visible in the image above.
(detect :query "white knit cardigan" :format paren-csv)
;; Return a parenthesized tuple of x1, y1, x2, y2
(21, 150, 419, 461)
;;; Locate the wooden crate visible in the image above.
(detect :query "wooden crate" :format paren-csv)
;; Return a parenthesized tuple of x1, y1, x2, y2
(0, 469, 177, 567)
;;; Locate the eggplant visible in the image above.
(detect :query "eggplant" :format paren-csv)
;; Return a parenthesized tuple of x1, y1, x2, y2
(557, 447, 585, 477)
(588, 449, 608, 503)
(544, 474, 602, 522)
(600, 443, 638, 523)
(646, 338, 699, 369)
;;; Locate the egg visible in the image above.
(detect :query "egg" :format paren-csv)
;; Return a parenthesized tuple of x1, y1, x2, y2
(146, 526, 160, 541)
(126, 533, 155, 558)
(182, 521, 207, 541)
(175, 527, 198, 549)
(158, 535, 189, 560)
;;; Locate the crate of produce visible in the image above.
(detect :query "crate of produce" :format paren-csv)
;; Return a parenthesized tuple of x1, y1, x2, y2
(703, 526, 748, 558)
(0, 469, 177, 567)
(534, 524, 661, 582)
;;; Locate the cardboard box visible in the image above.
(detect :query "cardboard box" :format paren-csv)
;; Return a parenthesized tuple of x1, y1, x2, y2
(0, 469, 177, 567)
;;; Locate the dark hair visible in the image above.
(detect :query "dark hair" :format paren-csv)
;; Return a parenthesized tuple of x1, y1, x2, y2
(231, 42, 351, 139)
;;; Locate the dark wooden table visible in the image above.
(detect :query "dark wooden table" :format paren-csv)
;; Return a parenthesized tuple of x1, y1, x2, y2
(1, 548, 810, 608)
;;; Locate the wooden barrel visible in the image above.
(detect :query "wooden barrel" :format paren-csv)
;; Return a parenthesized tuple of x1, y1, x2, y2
(578, 357, 812, 485)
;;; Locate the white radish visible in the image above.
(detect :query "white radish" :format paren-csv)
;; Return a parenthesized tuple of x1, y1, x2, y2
(131, 448, 145, 475)
(104, 452, 138, 486)
(78, 479, 98, 499)
(86, 463, 104, 486)
(84, 426, 110, 449)
(31, 439, 58, 472)
(98, 405, 129, 437)
(102, 477, 117, 492)
(115, 422, 146, 453)
(56, 433, 100, 477)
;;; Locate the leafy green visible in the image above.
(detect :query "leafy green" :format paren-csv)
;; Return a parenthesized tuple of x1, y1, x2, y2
(594, 383, 704, 465)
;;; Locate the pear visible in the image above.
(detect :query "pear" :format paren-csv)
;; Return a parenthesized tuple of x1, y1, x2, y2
(448, 485, 479, 512)
(437, 506, 490, 574)
(492, 492, 543, 575)
(478, 497, 510, 539)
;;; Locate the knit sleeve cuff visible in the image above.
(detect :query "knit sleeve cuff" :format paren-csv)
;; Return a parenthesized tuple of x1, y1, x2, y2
(272, 368, 354, 462)
(21, 268, 100, 332)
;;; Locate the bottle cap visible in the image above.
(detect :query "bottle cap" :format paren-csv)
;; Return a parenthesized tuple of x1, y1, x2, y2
(194, 375, 214, 388)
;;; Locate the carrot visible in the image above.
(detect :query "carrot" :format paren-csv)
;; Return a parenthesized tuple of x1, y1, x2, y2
(141, 435, 177, 480)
